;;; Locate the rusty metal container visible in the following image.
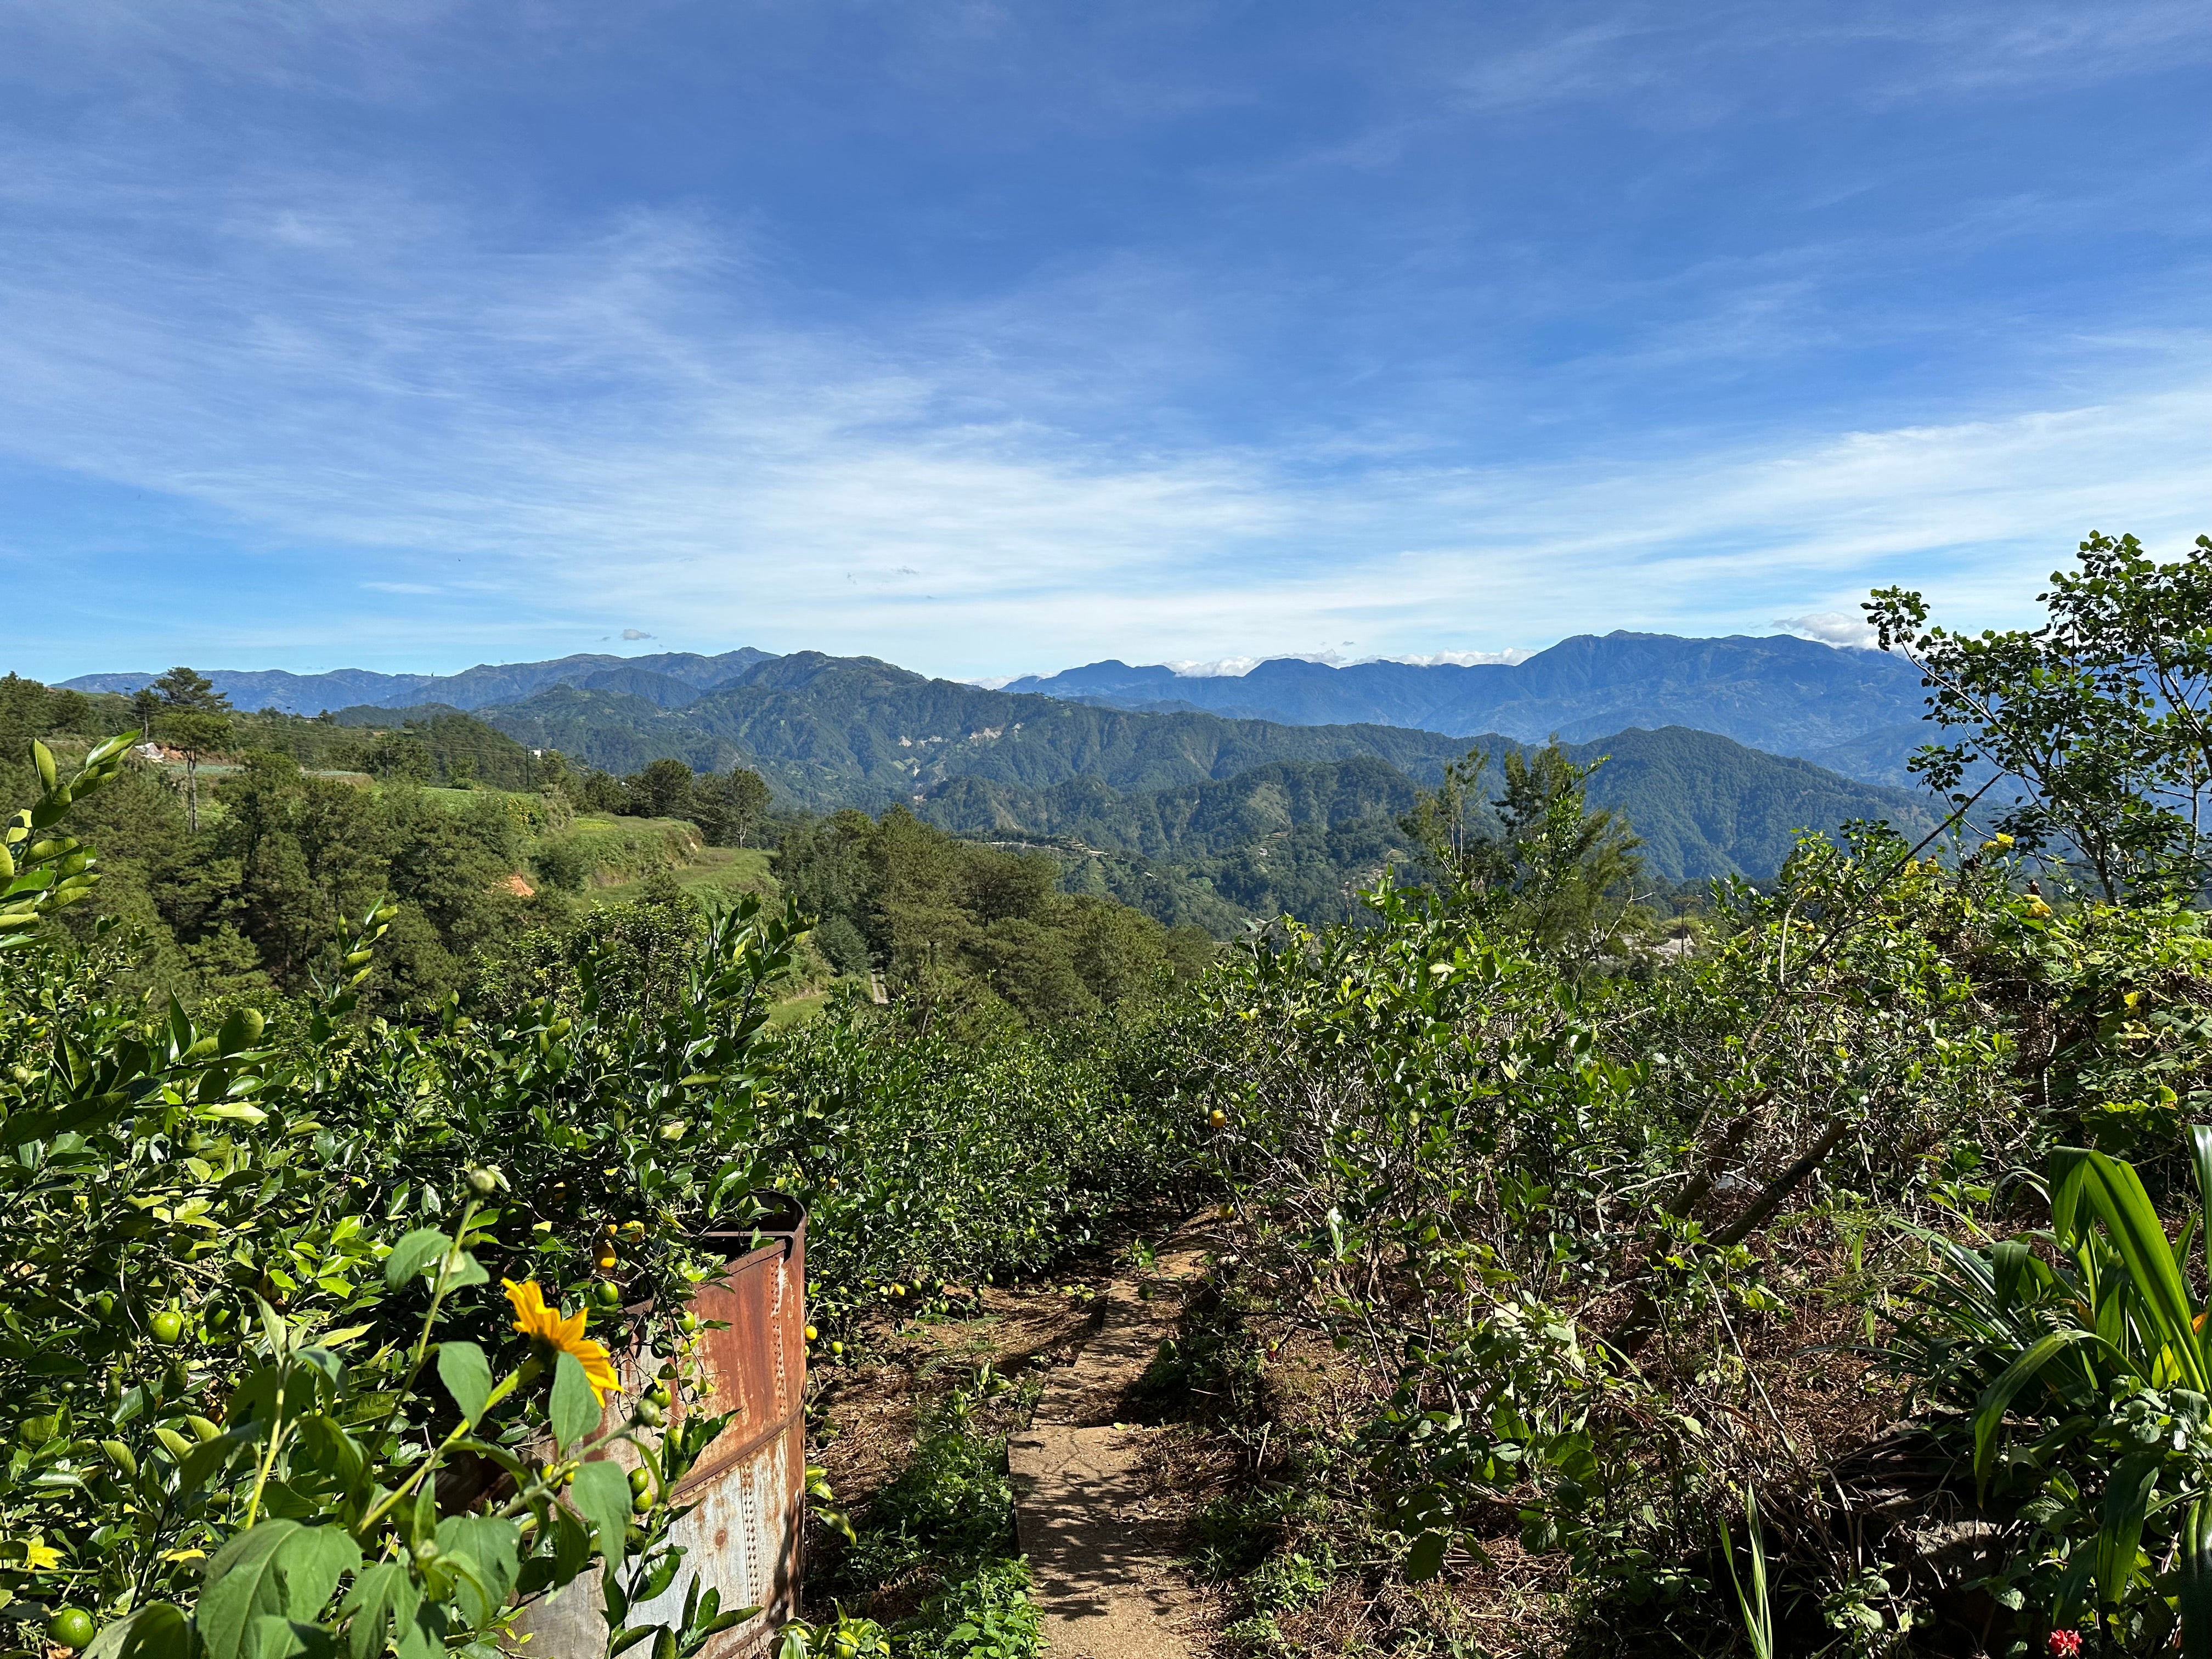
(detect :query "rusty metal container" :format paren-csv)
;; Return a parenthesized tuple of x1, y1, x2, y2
(509, 1197, 808, 1658)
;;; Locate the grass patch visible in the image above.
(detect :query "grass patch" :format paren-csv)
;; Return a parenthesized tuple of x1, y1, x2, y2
(815, 1373, 1044, 1659)
(579, 842, 774, 905)
(769, 986, 861, 1028)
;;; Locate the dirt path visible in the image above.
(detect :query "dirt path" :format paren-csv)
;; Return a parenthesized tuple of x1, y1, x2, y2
(1008, 1231, 1210, 1659)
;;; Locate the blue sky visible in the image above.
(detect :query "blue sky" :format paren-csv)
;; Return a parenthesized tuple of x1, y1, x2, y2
(2, 1, 2206, 682)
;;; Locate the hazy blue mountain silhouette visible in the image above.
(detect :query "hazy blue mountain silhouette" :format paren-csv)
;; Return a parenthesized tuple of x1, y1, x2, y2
(1005, 633, 1923, 761)
(60, 648, 775, 715)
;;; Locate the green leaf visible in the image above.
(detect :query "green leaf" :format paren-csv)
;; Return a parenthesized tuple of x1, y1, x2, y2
(275, 1523, 362, 1621)
(1990, 1238, 2030, 1315)
(438, 1251, 489, 1292)
(436, 1342, 493, 1426)
(383, 1229, 452, 1290)
(571, 1458, 635, 1563)
(84, 1602, 192, 1659)
(1971, 1328, 2113, 1489)
(550, 1350, 603, 1452)
(2075, 1149, 2209, 1391)
(242, 1616, 330, 1659)
(551, 1499, 591, 1585)
(1403, 1529, 1447, 1582)
(2179, 1497, 2212, 1658)
(217, 1009, 265, 1056)
(198, 1521, 304, 1659)
(2098, 1449, 2162, 1611)
(339, 1564, 419, 1659)
(436, 1516, 521, 1629)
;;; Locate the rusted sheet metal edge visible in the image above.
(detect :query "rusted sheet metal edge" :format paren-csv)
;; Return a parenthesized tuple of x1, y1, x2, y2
(673, 1402, 806, 1498)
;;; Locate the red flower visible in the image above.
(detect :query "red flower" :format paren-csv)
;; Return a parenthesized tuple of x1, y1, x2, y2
(2046, 1632, 2081, 1657)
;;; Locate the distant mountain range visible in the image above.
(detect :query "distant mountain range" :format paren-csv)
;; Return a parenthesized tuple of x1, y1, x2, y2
(314, 649, 1936, 888)
(61, 649, 775, 715)
(1005, 631, 1927, 766)
(64, 630, 1935, 783)
(58, 634, 1949, 900)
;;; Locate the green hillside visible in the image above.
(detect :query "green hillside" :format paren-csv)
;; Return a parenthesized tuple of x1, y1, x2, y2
(894, 729, 1938, 927)
(468, 653, 1936, 889)
(475, 652, 1477, 803)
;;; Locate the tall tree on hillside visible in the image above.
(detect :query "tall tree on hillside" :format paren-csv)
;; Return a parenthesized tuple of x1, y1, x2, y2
(695, 765, 772, 846)
(1869, 531, 2212, 901)
(1403, 740, 1643, 967)
(151, 665, 233, 832)
(627, 758, 697, 820)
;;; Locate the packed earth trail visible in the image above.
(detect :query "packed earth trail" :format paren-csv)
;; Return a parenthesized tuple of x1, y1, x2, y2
(1007, 1231, 1211, 1659)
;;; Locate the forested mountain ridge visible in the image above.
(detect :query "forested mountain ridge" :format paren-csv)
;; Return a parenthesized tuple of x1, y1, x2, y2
(907, 726, 1936, 920)
(61, 647, 776, 714)
(60, 631, 1926, 770)
(34, 645, 1944, 910)
(1006, 630, 1924, 762)
(472, 652, 1485, 804)
(346, 652, 1931, 892)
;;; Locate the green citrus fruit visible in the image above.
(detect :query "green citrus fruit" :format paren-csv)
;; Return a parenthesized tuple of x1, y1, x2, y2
(49, 1609, 96, 1651)
(629, 1465, 652, 1494)
(594, 1280, 623, 1308)
(149, 1310, 186, 1345)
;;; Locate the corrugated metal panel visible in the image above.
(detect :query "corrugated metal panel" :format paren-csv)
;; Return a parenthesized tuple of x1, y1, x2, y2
(508, 1199, 807, 1658)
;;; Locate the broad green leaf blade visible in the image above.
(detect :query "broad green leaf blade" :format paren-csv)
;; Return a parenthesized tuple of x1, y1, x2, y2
(2098, 1449, 2162, 1611)
(2051, 1148, 2091, 1245)
(571, 1457, 636, 1564)
(2191, 1123, 2212, 1378)
(338, 1563, 419, 1659)
(2178, 1496, 2212, 1658)
(436, 1341, 493, 1426)
(1990, 1238, 2030, 1316)
(383, 1229, 452, 1290)
(197, 1520, 304, 1659)
(435, 1515, 521, 1629)
(2078, 1150, 2209, 1391)
(84, 1603, 192, 1659)
(550, 1350, 603, 1452)
(551, 1500, 591, 1585)
(274, 1523, 362, 1622)
(1972, 1328, 2108, 1490)
(1403, 1529, 1446, 1582)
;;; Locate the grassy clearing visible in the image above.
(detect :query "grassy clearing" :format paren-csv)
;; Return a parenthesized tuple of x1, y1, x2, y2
(767, 987, 839, 1026)
(579, 842, 775, 906)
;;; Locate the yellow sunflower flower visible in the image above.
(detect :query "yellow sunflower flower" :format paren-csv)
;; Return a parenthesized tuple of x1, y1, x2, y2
(504, 1279, 620, 1404)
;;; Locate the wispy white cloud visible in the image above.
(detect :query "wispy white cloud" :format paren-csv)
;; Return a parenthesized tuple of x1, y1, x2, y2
(1166, 656, 1266, 678)
(1774, 612, 1877, 648)
(0, 0, 2203, 682)
(1379, 649, 1536, 667)
(0, 153, 2204, 678)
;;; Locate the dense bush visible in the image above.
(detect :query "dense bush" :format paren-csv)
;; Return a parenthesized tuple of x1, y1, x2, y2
(0, 734, 1200, 1659)
(1180, 787, 2212, 1649)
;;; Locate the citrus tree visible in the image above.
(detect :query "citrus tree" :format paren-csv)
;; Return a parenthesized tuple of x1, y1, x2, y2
(0, 737, 807, 1659)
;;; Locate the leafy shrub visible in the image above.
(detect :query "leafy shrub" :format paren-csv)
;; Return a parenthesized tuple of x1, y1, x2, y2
(1893, 1131, 2212, 1651)
(0, 741, 803, 1659)
(816, 1382, 1040, 1659)
(903, 1559, 1040, 1659)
